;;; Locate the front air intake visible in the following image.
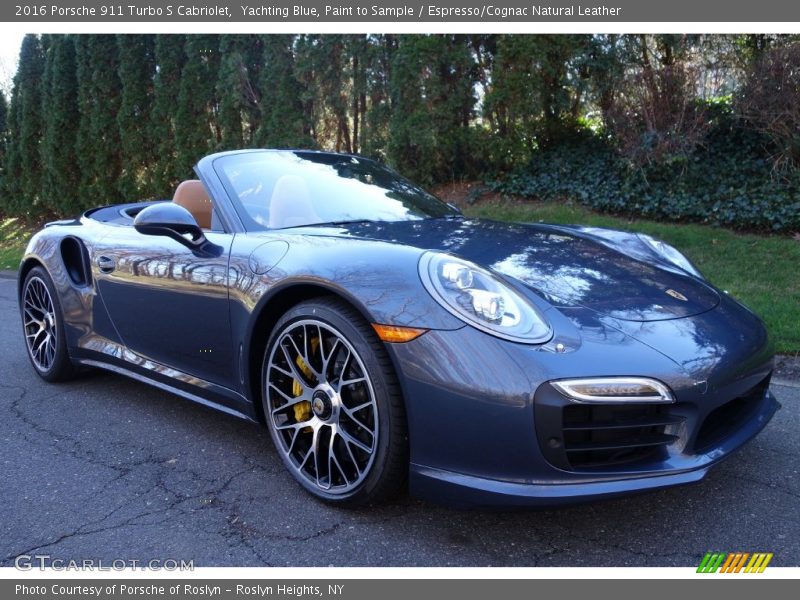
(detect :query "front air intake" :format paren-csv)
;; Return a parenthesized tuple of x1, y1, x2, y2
(561, 403, 683, 469)
(534, 382, 687, 472)
(694, 375, 771, 453)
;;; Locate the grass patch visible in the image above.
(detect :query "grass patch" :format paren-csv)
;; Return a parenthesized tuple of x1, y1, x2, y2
(0, 218, 33, 271)
(463, 200, 800, 354)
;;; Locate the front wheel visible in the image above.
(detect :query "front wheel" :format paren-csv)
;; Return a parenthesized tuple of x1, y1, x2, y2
(262, 298, 408, 506)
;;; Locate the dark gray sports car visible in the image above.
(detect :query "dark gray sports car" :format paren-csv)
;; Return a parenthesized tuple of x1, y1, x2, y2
(18, 149, 778, 507)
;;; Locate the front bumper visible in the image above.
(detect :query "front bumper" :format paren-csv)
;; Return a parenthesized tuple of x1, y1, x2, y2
(409, 387, 779, 508)
(388, 299, 779, 508)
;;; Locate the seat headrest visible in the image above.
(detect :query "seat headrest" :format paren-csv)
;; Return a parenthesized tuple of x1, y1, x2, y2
(268, 175, 320, 229)
(173, 180, 212, 230)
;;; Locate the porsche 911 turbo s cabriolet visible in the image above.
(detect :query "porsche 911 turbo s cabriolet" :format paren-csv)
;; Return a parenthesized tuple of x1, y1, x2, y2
(18, 149, 779, 507)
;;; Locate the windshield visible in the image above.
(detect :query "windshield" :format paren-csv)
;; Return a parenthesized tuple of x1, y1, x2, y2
(213, 151, 459, 231)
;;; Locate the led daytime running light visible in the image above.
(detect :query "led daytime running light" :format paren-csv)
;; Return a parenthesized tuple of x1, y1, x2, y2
(551, 377, 675, 404)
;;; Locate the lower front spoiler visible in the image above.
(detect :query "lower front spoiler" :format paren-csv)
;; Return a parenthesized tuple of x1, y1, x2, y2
(409, 464, 709, 509)
(409, 390, 780, 509)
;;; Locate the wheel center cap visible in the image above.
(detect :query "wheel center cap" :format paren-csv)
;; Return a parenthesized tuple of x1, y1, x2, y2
(311, 390, 333, 420)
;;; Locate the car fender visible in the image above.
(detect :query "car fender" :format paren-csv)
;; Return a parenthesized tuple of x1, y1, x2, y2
(228, 233, 466, 406)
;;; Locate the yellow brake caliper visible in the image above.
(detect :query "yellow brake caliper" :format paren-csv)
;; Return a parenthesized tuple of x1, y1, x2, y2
(292, 337, 319, 423)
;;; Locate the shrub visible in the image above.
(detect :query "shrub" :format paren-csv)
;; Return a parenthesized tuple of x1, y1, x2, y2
(605, 62, 707, 167)
(488, 117, 800, 232)
(738, 43, 800, 172)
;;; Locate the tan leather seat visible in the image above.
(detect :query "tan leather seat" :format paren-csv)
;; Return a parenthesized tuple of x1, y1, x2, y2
(268, 175, 320, 229)
(173, 180, 213, 229)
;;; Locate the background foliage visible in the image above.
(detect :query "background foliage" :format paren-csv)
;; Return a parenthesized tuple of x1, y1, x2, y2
(0, 34, 798, 231)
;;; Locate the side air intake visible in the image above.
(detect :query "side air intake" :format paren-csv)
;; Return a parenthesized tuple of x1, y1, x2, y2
(60, 237, 92, 287)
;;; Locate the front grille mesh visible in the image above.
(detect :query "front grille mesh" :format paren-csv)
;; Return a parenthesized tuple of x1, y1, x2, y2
(562, 404, 684, 469)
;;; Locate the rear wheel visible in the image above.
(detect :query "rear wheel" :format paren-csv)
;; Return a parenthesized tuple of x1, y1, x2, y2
(262, 298, 408, 506)
(20, 266, 76, 382)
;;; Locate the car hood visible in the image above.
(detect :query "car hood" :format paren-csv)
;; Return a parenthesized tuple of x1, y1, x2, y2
(305, 218, 720, 322)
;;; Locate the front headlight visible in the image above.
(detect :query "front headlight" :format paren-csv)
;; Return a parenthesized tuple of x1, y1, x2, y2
(636, 234, 702, 278)
(419, 252, 552, 344)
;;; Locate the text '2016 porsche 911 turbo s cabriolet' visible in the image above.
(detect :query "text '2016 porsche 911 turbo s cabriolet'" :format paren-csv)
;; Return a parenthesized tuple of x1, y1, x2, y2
(19, 149, 779, 507)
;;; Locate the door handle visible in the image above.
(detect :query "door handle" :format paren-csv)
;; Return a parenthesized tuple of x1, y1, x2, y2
(96, 255, 116, 273)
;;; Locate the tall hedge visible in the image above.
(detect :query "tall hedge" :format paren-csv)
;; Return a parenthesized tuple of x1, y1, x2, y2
(40, 35, 80, 214)
(388, 35, 477, 185)
(5, 34, 45, 214)
(73, 35, 123, 207)
(151, 34, 187, 193)
(216, 34, 263, 149)
(0, 34, 797, 232)
(0, 93, 7, 170)
(175, 35, 221, 178)
(117, 34, 157, 200)
(255, 35, 314, 148)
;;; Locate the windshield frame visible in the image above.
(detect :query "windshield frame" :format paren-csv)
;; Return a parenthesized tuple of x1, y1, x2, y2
(211, 149, 460, 232)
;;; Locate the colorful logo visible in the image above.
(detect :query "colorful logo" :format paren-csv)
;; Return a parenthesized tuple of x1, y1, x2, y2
(697, 552, 773, 573)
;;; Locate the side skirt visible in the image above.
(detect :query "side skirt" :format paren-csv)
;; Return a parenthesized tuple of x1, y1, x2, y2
(76, 356, 259, 423)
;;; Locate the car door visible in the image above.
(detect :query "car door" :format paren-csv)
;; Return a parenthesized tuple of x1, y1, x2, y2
(91, 215, 235, 389)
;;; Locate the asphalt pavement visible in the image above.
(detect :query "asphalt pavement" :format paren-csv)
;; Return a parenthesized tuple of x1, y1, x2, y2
(1, 274, 798, 567)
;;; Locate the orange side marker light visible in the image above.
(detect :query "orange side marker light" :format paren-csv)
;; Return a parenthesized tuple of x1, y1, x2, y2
(372, 323, 428, 343)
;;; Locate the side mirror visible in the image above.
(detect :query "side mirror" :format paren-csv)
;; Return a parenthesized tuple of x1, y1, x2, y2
(134, 203, 216, 255)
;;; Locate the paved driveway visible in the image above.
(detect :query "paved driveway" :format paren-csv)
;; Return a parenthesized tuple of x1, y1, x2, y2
(1, 275, 797, 567)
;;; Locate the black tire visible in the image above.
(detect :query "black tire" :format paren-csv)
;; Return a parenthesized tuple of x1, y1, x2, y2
(262, 297, 408, 506)
(20, 266, 76, 382)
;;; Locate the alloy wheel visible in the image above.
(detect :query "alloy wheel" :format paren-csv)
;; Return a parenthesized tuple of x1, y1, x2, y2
(22, 276, 58, 372)
(266, 319, 379, 495)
